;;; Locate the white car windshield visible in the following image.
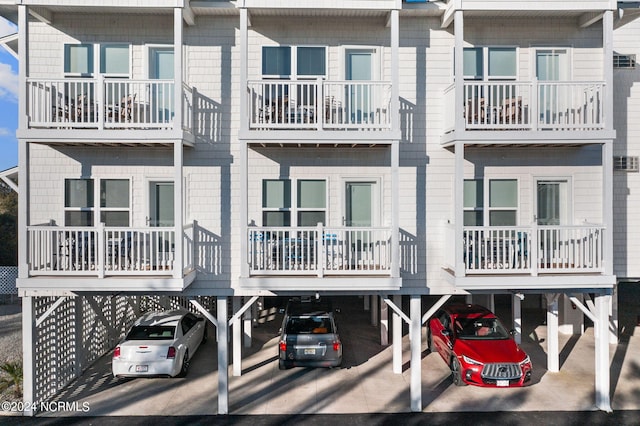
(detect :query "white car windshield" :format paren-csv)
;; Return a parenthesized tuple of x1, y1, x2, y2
(126, 325, 175, 340)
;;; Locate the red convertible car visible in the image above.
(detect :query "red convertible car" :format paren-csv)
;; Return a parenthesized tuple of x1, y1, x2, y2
(428, 303, 532, 387)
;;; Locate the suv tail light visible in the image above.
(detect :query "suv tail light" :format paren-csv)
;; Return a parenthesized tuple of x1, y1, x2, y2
(279, 341, 287, 352)
(333, 340, 341, 352)
(167, 346, 176, 359)
(113, 346, 121, 359)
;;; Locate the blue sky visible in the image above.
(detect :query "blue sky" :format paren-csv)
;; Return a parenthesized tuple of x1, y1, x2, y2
(0, 17, 18, 172)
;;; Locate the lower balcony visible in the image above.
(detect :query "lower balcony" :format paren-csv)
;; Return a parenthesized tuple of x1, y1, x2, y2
(21, 224, 197, 292)
(248, 226, 392, 276)
(242, 225, 401, 291)
(443, 224, 614, 290)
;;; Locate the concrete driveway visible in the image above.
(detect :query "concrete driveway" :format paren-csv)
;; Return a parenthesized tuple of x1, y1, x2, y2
(34, 289, 640, 417)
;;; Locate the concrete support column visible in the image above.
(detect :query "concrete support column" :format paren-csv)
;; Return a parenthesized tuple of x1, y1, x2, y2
(243, 297, 252, 348)
(595, 293, 612, 412)
(371, 295, 379, 326)
(410, 295, 422, 412)
(512, 293, 522, 345)
(217, 297, 229, 414)
(22, 295, 36, 416)
(392, 294, 402, 374)
(381, 296, 389, 346)
(546, 294, 559, 373)
(559, 294, 584, 335)
(232, 297, 242, 377)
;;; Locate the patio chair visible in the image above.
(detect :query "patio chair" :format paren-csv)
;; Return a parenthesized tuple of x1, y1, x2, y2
(499, 97, 522, 124)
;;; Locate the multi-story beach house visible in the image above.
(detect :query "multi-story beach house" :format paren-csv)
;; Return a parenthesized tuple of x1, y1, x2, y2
(1, 0, 637, 415)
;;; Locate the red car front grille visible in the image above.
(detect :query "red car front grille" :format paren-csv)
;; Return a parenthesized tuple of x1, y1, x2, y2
(481, 363, 522, 380)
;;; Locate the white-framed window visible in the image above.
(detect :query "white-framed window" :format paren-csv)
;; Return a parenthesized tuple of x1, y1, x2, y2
(147, 45, 174, 79)
(463, 46, 517, 80)
(297, 179, 326, 226)
(262, 179, 291, 226)
(63, 43, 131, 77)
(64, 44, 94, 76)
(64, 178, 130, 226)
(463, 178, 518, 226)
(463, 179, 484, 226)
(65, 178, 94, 226)
(99, 179, 130, 226)
(261, 178, 327, 226)
(100, 43, 131, 77)
(261, 46, 327, 79)
(488, 179, 518, 226)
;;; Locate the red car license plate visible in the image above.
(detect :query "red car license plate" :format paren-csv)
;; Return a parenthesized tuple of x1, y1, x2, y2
(135, 365, 148, 372)
(496, 380, 509, 387)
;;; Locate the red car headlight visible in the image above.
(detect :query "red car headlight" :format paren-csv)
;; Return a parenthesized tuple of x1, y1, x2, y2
(462, 355, 483, 366)
(520, 355, 531, 367)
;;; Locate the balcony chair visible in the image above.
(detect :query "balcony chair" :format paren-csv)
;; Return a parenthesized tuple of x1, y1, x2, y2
(499, 97, 522, 125)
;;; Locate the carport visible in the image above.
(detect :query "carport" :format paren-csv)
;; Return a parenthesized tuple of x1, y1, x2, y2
(19, 289, 614, 416)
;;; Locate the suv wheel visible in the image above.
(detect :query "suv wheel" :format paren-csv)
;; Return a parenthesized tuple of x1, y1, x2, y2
(451, 357, 466, 387)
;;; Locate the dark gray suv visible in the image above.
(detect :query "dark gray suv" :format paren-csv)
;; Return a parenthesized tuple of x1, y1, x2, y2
(278, 299, 342, 370)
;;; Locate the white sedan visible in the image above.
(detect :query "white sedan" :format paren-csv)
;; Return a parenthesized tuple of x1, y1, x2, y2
(112, 310, 206, 378)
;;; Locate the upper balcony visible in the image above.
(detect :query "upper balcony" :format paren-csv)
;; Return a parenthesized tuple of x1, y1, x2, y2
(241, 79, 399, 144)
(441, 80, 614, 147)
(22, 77, 195, 146)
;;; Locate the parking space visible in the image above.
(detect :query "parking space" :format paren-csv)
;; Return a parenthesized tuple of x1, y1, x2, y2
(36, 291, 640, 417)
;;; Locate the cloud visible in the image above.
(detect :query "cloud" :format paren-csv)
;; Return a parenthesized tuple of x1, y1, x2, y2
(0, 17, 17, 37)
(0, 62, 17, 102)
(0, 128, 10, 136)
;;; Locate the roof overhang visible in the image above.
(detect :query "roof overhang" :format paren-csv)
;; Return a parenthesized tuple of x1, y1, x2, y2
(0, 166, 18, 193)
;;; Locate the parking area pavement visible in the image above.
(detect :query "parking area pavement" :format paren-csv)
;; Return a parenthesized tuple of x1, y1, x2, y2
(34, 289, 640, 417)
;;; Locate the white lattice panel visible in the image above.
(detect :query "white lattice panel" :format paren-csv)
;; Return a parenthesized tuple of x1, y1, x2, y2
(0, 266, 18, 294)
(31, 294, 217, 408)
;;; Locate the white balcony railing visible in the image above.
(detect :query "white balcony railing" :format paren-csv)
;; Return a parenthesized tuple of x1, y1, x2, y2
(247, 79, 392, 131)
(26, 225, 191, 277)
(457, 225, 605, 275)
(248, 225, 392, 276)
(26, 77, 194, 132)
(443, 80, 605, 132)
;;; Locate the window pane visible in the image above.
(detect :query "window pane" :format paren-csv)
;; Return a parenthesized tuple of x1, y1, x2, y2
(263, 180, 291, 208)
(463, 48, 483, 79)
(298, 211, 325, 226)
(65, 179, 94, 208)
(297, 47, 325, 76)
(100, 211, 130, 227)
(100, 44, 129, 74)
(100, 179, 129, 208)
(263, 211, 291, 227)
(65, 211, 94, 226)
(489, 180, 517, 207)
(149, 47, 174, 79)
(464, 180, 483, 208)
(488, 48, 516, 77)
(298, 180, 326, 208)
(464, 211, 483, 226)
(64, 44, 93, 74)
(262, 47, 291, 76)
(489, 211, 516, 226)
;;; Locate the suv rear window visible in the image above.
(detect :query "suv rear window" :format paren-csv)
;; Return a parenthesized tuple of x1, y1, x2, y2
(285, 316, 333, 334)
